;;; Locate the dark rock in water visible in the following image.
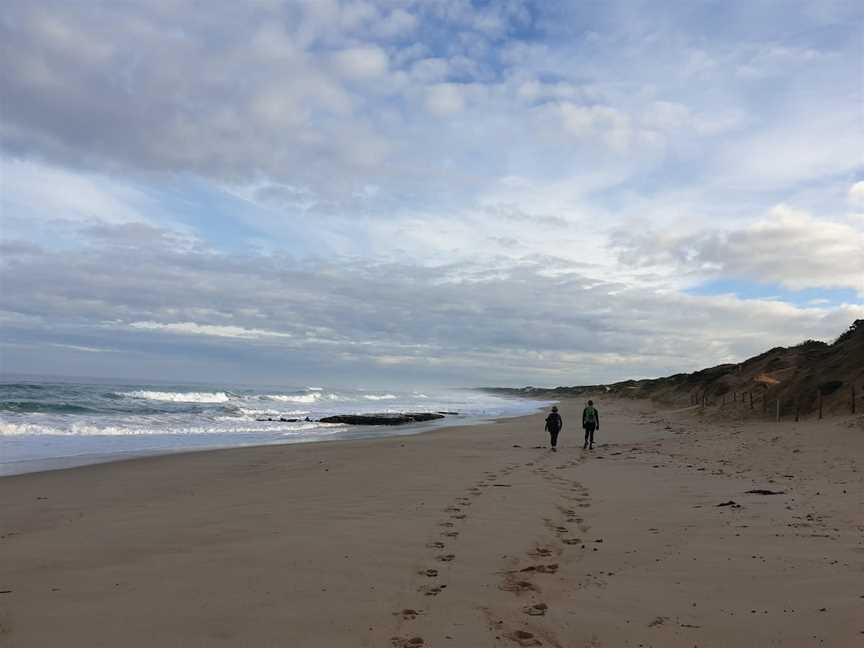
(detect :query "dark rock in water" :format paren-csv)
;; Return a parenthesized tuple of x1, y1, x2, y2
(256, 417, 300, 422)
(319, 413, 446, 426)
(436, 411, 460, 415)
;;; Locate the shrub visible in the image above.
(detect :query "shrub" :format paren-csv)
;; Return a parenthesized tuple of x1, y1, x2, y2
(818, 380, 843, 395)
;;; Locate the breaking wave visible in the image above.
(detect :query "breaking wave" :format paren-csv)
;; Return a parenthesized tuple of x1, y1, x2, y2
(263, 393, 322, 403)
(120, 391, 232, 403)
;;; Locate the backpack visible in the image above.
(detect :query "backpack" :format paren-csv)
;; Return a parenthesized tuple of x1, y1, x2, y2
(584, 406, 596, 423)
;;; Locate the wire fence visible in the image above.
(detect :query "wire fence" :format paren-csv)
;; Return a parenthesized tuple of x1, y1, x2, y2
(688, 381, 860, 422)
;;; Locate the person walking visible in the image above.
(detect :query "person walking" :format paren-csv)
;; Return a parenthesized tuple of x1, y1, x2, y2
(545, 406, 563, 451)
(582, 400, 599, 449)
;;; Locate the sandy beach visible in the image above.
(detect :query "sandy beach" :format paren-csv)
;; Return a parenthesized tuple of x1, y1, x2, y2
(1, 397, 862, 647)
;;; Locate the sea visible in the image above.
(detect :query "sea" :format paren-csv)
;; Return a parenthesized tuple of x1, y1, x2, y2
(0, 377, 553, 476)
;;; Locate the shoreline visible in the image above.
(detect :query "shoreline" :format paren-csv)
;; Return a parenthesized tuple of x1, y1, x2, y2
(1, 396, 861, 646)
(0, 405, 549, 478)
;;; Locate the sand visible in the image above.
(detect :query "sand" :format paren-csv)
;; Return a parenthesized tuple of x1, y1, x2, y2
(1, 398, 862, 647)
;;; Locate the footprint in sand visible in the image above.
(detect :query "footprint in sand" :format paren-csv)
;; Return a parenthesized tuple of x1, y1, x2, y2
(393, 609, 421, 620)
(531, 547, 554, 557)
(524, 602, 548, 616)
(509, 629, 543, 646)
(427, 541, 445, 549)
(444, 506, 461, 513)
(562, 538, 583, 545)
(439, 521, 455, 528)
(520, 564, 558, 574)
(419, 568, 438, 577)
(501, 579, 538, 593)
(450, 513, 467, 520)
(441, 531, 459, 538)
(417, 584, 446, 596)
(391, 635, 425, 647)
(436, 554, 455, 562)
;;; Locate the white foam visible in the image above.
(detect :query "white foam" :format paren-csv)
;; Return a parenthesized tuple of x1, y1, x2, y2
(0, 420, 322, 436)
(363, 394, 397, 400)
(264, 393, 321, 403)
(236, 407, 309, 417)
(121, 390, 231, 403)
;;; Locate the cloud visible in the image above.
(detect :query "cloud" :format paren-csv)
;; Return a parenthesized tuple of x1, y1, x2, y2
(2, 222, 861, 385)
(0, 158, 151, 227)
(2, 1, 862, 385)
(613, 206, 864, 295)
(849, 181, 864, 206)
(425, 83, 466, 115)
(332, 46, 389, 80)
(127, 321, 293, 340)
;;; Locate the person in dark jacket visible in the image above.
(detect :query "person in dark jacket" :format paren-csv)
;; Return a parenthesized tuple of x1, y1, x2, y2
(545, 405, 563, 451)
(582, 400, 599, 449)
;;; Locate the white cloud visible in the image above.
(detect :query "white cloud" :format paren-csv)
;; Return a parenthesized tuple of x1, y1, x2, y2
(375, 8, 418, 38)
(614, 205, 864, 295)
(128, 321, 293, 340)
(332, 46, 389, 80)
(849, 181, 864, 206)
(0, 158, 151, 227)
(424, 83, 466, 115)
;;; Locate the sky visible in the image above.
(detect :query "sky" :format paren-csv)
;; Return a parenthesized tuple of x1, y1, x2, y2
(1, 0, 863, 388)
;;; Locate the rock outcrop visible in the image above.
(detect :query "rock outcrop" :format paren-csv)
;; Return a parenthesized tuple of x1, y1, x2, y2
(318, 413, 446, 426)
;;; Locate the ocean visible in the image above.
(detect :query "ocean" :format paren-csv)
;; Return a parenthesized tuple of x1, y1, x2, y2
(0, 377, 553, 476)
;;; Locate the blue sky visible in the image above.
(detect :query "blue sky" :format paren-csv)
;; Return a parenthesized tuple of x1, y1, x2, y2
(1, 0, 862, 387)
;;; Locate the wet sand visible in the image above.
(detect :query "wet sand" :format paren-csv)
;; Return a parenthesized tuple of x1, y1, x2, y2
(1, 398, 862, 647)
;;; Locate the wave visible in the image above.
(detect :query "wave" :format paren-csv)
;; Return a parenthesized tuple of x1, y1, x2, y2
(0, 383, 48, 391)
(120, 390, 232, 403)
(363, 394, 397, 400)
(0, 401, 97, 414)
(0, 420, 326, 436)
(263, 393, 321, 403)
(236, 407, 310, 417)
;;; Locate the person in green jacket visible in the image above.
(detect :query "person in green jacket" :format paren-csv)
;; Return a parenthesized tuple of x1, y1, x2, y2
(582, 400, 599, 449)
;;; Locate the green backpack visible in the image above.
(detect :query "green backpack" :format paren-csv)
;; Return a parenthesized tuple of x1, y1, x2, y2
(584, 406, 596, 423)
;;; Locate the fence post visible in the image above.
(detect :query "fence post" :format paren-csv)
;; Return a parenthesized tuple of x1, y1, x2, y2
(795, 399, 800, 423)
(776, 399, 780, 423)
(763, 387, 768, 414)
(818, 389, 823, 421)
(749, 391, 754, 410)
(853, 385, 857, 415)
(702, 393, 706, 410)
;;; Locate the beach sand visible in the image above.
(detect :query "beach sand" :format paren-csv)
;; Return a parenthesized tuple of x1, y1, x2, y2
(1, 398, 862, 647)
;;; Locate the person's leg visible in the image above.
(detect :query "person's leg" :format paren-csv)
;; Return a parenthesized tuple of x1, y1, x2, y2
(550, 429, 559, 450)
(588, 424, 595, 448)
(583, 426, 589, 449)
